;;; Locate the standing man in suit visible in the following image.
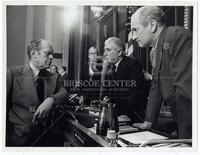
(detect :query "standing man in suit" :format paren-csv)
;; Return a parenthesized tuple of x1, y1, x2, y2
(103, 37, 147, 123)
(131, 6, 192, 139)
(6, 39, 68, 146)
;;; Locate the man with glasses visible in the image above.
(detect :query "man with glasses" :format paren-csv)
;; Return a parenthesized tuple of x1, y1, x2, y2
(6, 39, 68, 146)
(131, 6, 192, 139)
(102, 37, 147, 123)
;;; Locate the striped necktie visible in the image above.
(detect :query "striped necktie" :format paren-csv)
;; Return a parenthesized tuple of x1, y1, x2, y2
(150, 46, 157, 75)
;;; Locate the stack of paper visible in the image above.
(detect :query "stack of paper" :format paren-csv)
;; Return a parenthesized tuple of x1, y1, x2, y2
(119, 125, 139, 134)
(119, 131, 168, 145)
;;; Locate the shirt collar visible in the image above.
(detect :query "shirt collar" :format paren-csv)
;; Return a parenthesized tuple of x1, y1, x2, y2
(152, 27, 165, 48)
(114, 57, 123, 72)
(61, 72, 66, 77)
(30, 62, 40, 77)
(89, 63, 94, 76)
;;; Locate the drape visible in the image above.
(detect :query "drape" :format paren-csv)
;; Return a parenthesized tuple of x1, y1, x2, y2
(68, 6, 90, 81)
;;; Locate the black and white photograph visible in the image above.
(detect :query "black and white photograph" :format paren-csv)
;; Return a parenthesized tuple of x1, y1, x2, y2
(0, 0, 199, 153)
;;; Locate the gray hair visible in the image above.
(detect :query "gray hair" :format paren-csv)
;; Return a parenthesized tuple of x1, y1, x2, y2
(138, 6, 167, 27)
(105, 37, 125, 56)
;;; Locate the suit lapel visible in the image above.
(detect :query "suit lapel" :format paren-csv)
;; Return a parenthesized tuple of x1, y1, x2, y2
(17, 66, 57, 104)
(116, 56, 126, 79)
(17, 65, 39, 104)
(155, 27, 168, 80)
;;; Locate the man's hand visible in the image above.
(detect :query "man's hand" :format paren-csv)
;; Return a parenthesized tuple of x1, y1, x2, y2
(32, 97, 54, 123)
(132, 121, 152, 130)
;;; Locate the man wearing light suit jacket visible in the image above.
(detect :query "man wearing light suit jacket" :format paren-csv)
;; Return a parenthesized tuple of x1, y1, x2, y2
(6, 39, 68, 146)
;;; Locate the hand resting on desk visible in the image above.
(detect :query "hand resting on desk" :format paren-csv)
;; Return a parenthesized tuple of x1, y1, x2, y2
(132, 121, 152, 130)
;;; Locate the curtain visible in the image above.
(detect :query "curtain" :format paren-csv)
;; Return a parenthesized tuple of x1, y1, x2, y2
(68, 6, 90, 81)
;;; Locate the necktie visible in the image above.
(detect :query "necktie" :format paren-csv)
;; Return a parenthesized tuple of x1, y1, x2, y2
(111, 64, 116, 79)
(150, 46, 157, 75)
(36, 70, 45, 103)
(111, 64, 116, 73)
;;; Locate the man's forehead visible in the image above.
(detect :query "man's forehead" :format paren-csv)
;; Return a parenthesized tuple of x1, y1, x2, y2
(131, 14, 139, 26)
(89, 49, 97, 54)
(40, 42, 53, 51)
(105, 41, 116, 47)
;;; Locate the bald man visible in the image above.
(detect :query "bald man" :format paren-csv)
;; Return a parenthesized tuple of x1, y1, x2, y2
(131, 6, 192, 139)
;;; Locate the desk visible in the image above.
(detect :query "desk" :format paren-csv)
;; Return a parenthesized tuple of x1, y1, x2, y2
(54, 108, 110, 147)
(53, 107, 190, 147)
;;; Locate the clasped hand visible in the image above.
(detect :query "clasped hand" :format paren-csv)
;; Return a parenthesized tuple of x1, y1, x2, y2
(32, 97, 54, 123)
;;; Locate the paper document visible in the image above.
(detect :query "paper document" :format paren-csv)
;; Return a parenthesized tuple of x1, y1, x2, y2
(119, 125, 139, 134)
(119, 131, 168, 144)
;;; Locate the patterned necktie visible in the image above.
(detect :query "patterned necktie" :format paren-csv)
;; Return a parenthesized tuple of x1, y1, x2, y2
(150, 46, 157, 74)
(35, 70, 45, 103)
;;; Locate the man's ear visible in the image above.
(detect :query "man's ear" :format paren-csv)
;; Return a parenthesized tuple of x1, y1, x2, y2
(150, 20, 157, 33)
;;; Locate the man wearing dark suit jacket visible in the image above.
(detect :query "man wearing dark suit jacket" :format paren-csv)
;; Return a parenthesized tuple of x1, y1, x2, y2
(6, 39, 68, 146)
(131, 6, 192, 139)
(79, 47, 100, 105)
(103, 37, 147, 123)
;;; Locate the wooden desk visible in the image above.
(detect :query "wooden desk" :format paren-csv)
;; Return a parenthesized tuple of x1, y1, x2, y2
(53, 108, 174, 147)
(54, 109, 110, 147)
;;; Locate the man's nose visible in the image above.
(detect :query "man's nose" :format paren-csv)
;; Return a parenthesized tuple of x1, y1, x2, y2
(131, 32, 137, 41)
(103, 49, 108, 56)
(49, 54, 53, 59)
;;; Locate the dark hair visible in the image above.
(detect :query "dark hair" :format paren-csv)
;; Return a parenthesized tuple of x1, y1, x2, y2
(27, 40, 42, 59)
(138, 6, 167, 27)
(51, 65, 59, 74)
(26, 39, 53, 59)
(61, 66, 67, 71)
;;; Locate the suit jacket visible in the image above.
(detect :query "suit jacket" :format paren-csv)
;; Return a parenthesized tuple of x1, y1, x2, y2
(80, 63, 101, 104)
(107, 56, 147, 122)
(6, 64, 68, 145)
(145, 26, 192, 138)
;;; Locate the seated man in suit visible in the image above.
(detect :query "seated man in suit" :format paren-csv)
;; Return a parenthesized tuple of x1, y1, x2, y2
(102, 37, 147, 123)
(6, 39, 68, 146)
